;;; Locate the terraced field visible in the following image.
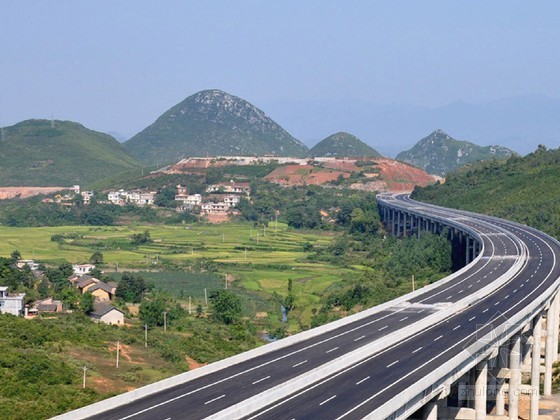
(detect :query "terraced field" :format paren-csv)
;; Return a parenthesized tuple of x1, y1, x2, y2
(0, 222, 357, 330)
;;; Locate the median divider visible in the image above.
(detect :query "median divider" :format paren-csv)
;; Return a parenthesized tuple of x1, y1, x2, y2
(207, 242, 528, 419)
(54, 200, 525, 420)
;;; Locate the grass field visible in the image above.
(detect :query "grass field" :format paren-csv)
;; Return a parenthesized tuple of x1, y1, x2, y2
(0, 222, 357, 330)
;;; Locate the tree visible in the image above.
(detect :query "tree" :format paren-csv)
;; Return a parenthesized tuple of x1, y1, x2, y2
(89, 251, 103, 264)
(130, 230, 152, 246)
(154, 186, 179, 208)
(10, 250, 21, 262)
(89, 267, 103, 279)
(45, 263, 73, 292)
(80, 292, 95, 314)
(139, 292, 184, 327)
(116, 272, 147, 303)
(209, 290, 242, 324)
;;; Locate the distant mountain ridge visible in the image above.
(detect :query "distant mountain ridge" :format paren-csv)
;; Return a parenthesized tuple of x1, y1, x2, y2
(0, 120, 140, 187)
(396, 129, 513, 176)
(309, 132, 381, 157)
(260, 94, 560, 157)
(125, 89, 309, 164)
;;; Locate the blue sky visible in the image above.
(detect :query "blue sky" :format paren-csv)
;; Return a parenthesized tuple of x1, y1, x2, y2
(2, 1, 560, 150)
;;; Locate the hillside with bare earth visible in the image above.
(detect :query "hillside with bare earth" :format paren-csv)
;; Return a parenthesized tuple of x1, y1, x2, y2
(264, 158, 437, 192)
(0, 186, 68, 200)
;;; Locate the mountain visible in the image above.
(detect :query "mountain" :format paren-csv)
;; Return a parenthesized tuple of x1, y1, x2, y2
(260, 94, 560, 157)
(125, 89, 309, 164)
(309, 132, 381, 157)
(412, 145, 560, 238)
(0, 119, 141, 187)
(396, 129, 513, 176)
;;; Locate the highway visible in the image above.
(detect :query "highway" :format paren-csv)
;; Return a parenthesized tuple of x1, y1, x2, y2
(61, 194, 560, 420)
(244, 195, 560, 419)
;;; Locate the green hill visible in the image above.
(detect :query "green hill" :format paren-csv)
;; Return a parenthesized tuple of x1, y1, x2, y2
(397, 129, 513, 176)
(0, 119, 141, 187)
(412, 145, 560, 238)
(309, 132, 381, 157)
(125, 89, 309, 164)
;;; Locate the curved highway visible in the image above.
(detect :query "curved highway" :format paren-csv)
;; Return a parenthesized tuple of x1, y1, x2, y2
(58, 194, 560, 420)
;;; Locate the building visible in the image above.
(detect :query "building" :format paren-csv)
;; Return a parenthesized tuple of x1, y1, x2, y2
(206, 181, 250, 195)
(35, 297, 63, 313)
(15, 259, 40, 271)
(223, 195, 240, 207)
(175, 185, 189, 201)
(73, 264, 95, 275)
(75, 275, 115, 301)
(201, 201, 230, 214)
(107, 189, 157, 206)
(89, 302, 124, 325)
(81, 190, 94, 204)
(87, 282, 115, 301)
(107, 190, 126, 205)
(0, 287, 25, 316)
(175, 185, 203, 208)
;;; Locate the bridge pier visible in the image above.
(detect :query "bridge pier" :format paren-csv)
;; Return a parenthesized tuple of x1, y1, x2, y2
(544, 295, 557, 396)
(376, 199, 560, 420)
(508, 333, 522, 420)
(495, 344, 508, 416)
(530, 312, 543, 420)
(474, 359, 488, 419)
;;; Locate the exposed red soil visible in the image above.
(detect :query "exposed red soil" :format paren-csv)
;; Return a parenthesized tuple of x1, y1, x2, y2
(264, 165, 349, 186)
(0, 186, 67, 199)
(185, 356, 206, 370)
(206, 213, 231, 223)
(264, 158, 436, 192)
(374, 158, 437, 192)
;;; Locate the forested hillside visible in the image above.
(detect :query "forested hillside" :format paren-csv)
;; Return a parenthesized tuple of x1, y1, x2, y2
(412, 145, 560, 238)
(0, 120, 140, 187)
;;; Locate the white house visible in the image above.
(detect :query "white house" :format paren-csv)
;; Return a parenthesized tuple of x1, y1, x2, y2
(0, 287, 25, 316)
(201, 201, 229, 214)
(81, 190, 94, 204)
(107, 190, 126, 205)
(107, 189, 156, 206)
(73, 264, 95, 275)
(15, 259, 40, 271)
(206, 181, 250, 195)
(223, 195, 240, 207)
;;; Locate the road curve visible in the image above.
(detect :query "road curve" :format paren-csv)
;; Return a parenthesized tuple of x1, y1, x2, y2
(56, 194, 560, 420)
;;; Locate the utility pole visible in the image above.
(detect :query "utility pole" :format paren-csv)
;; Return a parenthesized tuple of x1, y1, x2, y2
(144, 324, 148, 348)
(82, 366, 88, 389)
(163, 312, 167, 332)
(116, 340, 120, 368)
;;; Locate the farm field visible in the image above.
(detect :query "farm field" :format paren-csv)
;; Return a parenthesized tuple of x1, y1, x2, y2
(0, 222, 357, 329)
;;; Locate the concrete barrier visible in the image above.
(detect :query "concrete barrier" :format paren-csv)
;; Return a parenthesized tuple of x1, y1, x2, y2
(53, 198, 526, 420)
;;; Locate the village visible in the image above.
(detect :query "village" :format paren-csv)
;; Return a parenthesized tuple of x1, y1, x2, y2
(39, 178, 252, 223)
(0, 261, 123, 325)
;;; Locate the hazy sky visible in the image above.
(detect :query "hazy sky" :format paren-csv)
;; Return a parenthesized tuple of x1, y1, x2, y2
(2, 1, 560, 143)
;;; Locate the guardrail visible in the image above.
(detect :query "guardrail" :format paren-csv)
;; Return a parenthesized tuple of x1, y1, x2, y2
(55, 196, 530, 420)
